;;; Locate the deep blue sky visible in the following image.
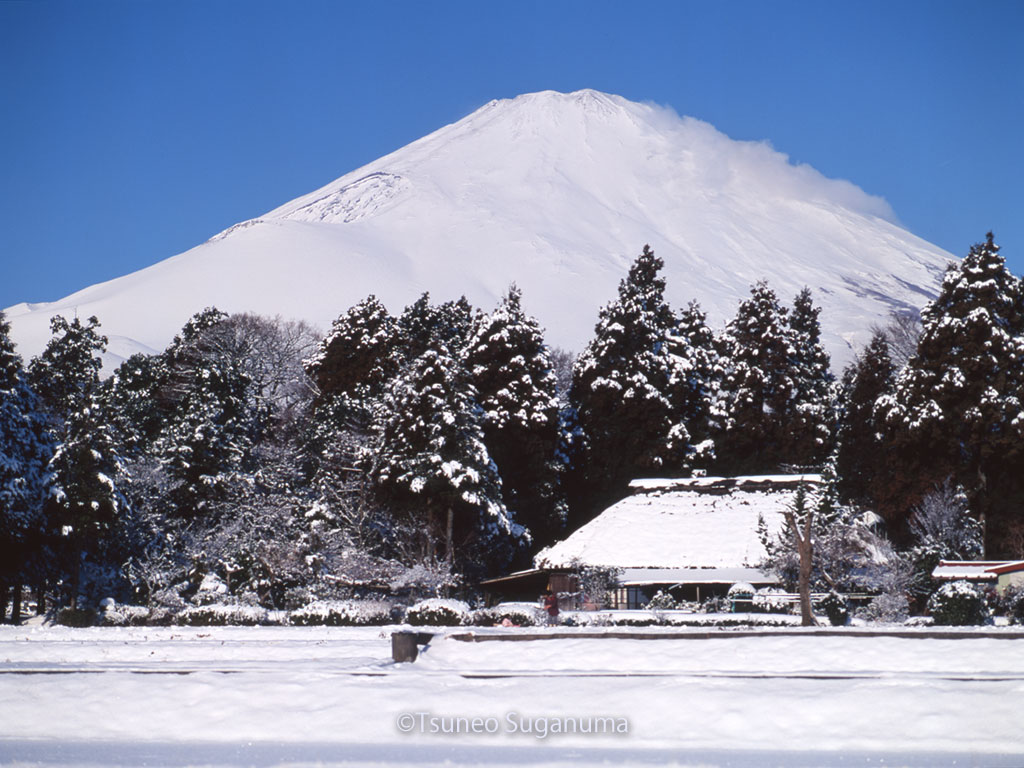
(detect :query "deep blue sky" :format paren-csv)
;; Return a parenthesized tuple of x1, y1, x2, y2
(1, 0, 1022, 309)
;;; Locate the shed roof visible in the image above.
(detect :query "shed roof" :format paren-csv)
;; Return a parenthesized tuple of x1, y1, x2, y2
(619, 567, 779, 586)
(983, 560, 1024, 576)
(931, 560, 1013, 581)
(534, 474, 819, 570)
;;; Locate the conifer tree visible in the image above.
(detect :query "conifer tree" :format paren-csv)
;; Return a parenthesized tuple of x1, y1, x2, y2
(158, 353, 253, 514)
(786, 287, 835, 467)
(99, 309, 231, 457)
(463, 285, 566, 543)
(570, 246, 685, 511)
(47, 392, 123, 607)
(304, 295, 398, 405)
(835, 331, 896, 506)
(668, 300, 719, 458)
(373, 348, 523, 573)
(29, 316, 106, 419)
(0, 313, 51, 621)
(714, 281, 795, 474)
(155, 312, 259, 515)
(103, 352, 166, 455)
(876, 233, 1024, 549)
(29, 316, 122, 608)
(398, 293, 480, 361)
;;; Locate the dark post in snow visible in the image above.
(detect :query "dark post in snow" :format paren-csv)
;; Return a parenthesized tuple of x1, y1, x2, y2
(392, 631, 435, 663)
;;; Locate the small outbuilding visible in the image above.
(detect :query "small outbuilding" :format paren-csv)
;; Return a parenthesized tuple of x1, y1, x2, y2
(483, 474, 819, 609)
(987, 561, 1024, 593)
(932, 560, 1024, 594)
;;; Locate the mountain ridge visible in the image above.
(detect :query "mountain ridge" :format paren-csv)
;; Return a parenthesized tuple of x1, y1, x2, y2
(4, 89, 953, 369)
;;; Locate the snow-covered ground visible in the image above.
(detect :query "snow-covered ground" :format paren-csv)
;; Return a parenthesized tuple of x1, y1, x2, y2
(2, 623, 1022, 767)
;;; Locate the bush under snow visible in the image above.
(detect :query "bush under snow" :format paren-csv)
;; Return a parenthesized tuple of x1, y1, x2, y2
(1000, 584, 1024, 624)
(644, 590, 678, 611)
(928, 580, 989, 626)
(176, 604, 269, 626)
(289, 600, 395, 626)
(752, 587, 791, 615)
(405, 598, 471, 626)
(472, 603, 542, 627)
(857, 591, 910, 625)
(99, 601, 152, 627)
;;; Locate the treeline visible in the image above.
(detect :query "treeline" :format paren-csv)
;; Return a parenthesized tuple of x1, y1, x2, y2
(1, 234, 1022, 619)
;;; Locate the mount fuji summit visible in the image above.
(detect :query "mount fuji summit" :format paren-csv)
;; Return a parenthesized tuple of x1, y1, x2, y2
(5, 89, 953, 368)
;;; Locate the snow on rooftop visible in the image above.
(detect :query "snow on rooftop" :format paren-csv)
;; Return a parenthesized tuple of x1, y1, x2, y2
(619, 567, 779, 586)
(629, 474, 822, 492)
(931, 560, 1021, 580)
(535, 475, 819, 570)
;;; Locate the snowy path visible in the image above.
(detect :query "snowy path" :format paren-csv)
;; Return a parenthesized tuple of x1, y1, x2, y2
(1, 625, 1022, 767)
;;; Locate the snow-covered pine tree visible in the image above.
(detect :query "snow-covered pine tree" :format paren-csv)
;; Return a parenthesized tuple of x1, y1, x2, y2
(111, 308, 260, 518)
(47, 391, 124, 608)
(397, 293, 438, 362)
(99, 309, 232, 460)
(463, 284, 567, 544)
(876, 233, 1024, 551)
(667, 300, 719, 461)
(300, 299, 403, 547)
(570, 246, 686, 512)
(103, 352, 166, 455)
(160, 308, 229, 384)
(0, 312, 51, 622)
(714, 281, 796, 475)
(29, 315, 123, 609)
(835, 331, 896, 506)
(28, 316, 106, 420)
(398, 293, 480, 362)
(435, 296, 480, 354)
(786, 287, 836, 468)
(304, 295, 398, 405)
(157, 345, 254, 515)
(373, 347, 524, 574)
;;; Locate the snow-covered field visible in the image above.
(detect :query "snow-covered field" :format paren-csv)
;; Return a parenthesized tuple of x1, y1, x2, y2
(2, 623, 1023, 767)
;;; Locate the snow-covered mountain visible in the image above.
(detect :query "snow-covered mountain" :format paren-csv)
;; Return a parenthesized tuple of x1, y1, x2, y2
(4, 89, 953, 369)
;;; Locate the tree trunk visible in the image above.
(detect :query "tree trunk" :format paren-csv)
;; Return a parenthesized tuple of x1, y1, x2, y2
(445, 506, 454, 567)
(35, 584, 46, 615)
(0, 584, 9, 624)
(69, 548, 81, 611)
(797, 537, 815, 626)
(797, 506, 816, 627)
(10, 585, 21, 625)
(425, 504, 437, 563)
(784, 484, 818, 627)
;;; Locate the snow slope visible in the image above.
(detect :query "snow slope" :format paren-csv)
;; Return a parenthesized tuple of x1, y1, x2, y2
(4, 90, 953, 369)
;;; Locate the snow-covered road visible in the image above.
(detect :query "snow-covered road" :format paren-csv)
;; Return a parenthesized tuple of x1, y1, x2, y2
(1, 624, 1022, 767)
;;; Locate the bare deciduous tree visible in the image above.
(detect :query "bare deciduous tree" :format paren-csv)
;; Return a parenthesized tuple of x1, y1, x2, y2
(548, 346, 577, 408)
(871, 309, 921, 370)
(781, 483, 818, 626)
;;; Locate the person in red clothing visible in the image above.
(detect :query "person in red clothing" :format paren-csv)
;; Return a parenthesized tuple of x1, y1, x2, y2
(542, 589, 559, 625)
